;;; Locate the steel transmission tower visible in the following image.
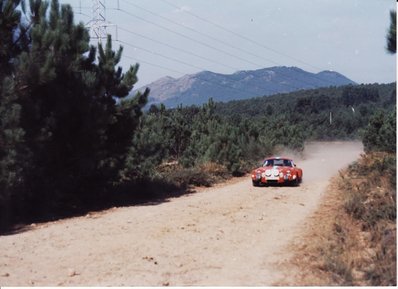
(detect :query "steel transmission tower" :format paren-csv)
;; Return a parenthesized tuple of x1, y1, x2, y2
(87, 0, 118, 43)
(89, 0, 107, 42)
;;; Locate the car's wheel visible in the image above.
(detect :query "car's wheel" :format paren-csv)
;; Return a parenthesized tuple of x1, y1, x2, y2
(252, 181, 263, 187)
(297, 174, 302, 184)
(292, 176, 300, 186)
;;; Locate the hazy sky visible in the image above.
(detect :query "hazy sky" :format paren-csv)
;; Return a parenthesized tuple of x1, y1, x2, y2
(59, 0, 396, 87)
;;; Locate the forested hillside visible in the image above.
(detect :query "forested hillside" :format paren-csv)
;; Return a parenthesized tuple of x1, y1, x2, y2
(137, 82, 395, 182)
(215, 83, 396, 140)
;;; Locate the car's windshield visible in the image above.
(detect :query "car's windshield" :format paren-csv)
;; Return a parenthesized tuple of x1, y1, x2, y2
(263, 159, 293, 167)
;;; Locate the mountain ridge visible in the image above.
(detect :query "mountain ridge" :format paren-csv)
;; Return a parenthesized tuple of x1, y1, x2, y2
(134, 66, 356, 108)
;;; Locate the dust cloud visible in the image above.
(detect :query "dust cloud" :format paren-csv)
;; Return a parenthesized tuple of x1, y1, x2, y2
(275, 141, 363, 183)
(299, 141, 363, 183)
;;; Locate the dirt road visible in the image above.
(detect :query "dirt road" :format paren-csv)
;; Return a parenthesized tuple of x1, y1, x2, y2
(0, 142, 362, 286)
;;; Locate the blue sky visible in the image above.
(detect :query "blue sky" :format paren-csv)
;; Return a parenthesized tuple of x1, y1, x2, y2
(59, 0, 396, 87)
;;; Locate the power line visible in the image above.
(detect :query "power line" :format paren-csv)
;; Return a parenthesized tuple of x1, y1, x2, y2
(114, 9, 324, 91)
(117, 39, 209, 71)
(70, 0, 334, 88)
(113, 7, 260, 68)
(75, 0, 316, 72)
(156, 0, 335, 86)
(117, 39, 280, 96)
(67, 1, 343, 97)
(118, 37, 319, 98)
(120, 0, 283, 68)
(118, 26, 240, 71)
(114, 1, 337, 88)
(161, 0, 324, 72)
(69, 0, 330, 82)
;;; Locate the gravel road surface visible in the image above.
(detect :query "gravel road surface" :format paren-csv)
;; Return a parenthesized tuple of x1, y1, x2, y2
(0, 141, 363, 286)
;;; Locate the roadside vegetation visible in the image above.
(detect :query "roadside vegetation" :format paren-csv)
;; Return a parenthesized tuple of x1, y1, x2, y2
(330, 110, 396, 286)
(285, 109, 396, 286)
(329, 153, 395, 286)
(288, 13, 396, 286)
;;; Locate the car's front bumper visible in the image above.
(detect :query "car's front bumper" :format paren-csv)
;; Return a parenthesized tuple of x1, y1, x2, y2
(251, 174, 297, 185)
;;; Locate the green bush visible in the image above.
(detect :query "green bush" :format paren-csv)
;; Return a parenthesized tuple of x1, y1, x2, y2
(363, 110, 396, 153)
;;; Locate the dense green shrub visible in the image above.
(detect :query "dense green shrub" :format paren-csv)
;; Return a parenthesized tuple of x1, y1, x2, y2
(363, 110, 396, 153)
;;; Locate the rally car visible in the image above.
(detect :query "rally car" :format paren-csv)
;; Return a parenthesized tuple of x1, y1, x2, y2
(251, 157, 303, 186)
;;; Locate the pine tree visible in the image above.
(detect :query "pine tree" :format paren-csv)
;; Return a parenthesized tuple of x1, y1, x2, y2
(0, 0, 31, 229)
(0, 0, 149, 228)
(122, 113, 169, 181)
(0, 0, 29, 79)
(387, 10, 396, 54)
(363, 110, 396, 153)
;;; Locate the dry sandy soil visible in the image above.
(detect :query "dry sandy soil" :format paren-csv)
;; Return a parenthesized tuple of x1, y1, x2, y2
(0, 141, 363, 286)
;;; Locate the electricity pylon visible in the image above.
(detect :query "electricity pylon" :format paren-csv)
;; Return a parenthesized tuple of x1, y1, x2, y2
(88, 0, 107, 43)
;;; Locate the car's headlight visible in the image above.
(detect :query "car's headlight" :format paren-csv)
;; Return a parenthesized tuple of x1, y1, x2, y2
(279, 172, 284, 178)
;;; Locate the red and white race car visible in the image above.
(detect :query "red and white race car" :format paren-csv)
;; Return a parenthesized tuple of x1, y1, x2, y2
(251, 157, 303, 186)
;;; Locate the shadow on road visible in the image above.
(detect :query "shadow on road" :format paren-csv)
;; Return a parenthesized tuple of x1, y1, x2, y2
(1, 179, 196, 236)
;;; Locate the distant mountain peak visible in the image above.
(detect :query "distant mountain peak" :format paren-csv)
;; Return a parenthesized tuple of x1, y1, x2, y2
(136, 66, 356, 108)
